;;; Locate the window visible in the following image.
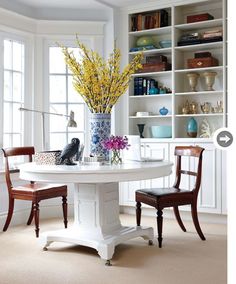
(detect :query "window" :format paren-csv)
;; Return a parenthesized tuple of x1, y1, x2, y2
(48, 44, 87, 150)
(3, 39, 25, 148)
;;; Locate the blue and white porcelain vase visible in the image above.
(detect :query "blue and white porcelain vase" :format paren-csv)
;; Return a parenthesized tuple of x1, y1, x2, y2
(187, 117, 198, 138)
(90, 113, 111, 160)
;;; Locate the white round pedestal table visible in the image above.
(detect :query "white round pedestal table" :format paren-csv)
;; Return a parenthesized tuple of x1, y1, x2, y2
(20, 161, 173, 265)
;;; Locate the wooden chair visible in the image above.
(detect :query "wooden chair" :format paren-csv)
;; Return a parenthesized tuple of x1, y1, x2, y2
(1, 147, 68, 237)
(136, 146, 205, 248)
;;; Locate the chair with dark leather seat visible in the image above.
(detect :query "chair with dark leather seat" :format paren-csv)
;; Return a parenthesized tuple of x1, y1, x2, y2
(1, 146, 68, 237)
(136, 146, 205, 247)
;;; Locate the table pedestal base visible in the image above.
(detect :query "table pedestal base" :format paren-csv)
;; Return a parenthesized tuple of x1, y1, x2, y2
(39, 182, 154, 262)
(40, 225, 153, 261)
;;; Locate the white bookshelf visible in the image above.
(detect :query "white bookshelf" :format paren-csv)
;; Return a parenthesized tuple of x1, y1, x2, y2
(127, 0, 226, 139)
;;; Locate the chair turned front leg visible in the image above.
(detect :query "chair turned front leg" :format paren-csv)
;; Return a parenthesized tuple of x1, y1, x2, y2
(62, 196, 68, 229)
(3, 198, 15, 232)
(191, 202, 206, 240)
(157, 209, 163, 248)
(33, 202, 40, 238)
(136, 201, 141, 226)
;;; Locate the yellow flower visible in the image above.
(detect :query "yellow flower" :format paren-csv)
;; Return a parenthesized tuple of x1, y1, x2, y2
(59, 36, 143, 113)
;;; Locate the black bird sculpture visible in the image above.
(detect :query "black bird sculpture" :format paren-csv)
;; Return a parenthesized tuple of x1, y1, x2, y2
(59, 138, 80, 165)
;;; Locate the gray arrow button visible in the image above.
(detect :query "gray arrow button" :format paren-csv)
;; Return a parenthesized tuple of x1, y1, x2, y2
(216, 130, 233, 147)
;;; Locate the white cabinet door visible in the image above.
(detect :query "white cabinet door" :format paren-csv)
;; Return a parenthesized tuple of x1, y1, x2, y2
(221, 151, 227, 214)
(119, 142, 169, 206)
(197, 143, 222, 214)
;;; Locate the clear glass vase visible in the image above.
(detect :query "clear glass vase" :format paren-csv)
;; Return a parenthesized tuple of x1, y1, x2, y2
(111, 149, 122, 164)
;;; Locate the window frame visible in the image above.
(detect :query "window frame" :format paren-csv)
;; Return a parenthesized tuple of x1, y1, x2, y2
(43, 37, 94, 152)
(0, 31, 33, 167)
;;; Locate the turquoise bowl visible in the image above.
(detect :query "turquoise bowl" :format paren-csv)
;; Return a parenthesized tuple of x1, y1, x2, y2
(159, 40, 171, 48)
(151, 126, 172, 138)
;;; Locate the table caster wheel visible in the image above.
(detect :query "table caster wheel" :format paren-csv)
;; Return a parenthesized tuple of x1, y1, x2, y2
(105, 260, 112, 266)
(148, 240, 153, 246)
(43, 247, 48, 251)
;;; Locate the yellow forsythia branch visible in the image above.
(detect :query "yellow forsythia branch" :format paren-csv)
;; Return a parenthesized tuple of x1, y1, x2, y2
(58, 37, 143, 113)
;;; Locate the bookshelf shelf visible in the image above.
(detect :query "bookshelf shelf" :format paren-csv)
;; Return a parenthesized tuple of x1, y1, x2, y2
(129, 26, 171, 36)
(129, 47, 171, 56)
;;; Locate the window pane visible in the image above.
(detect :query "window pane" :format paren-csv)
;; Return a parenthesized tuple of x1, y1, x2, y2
(50, 133, 67, 150)
(49, 47, 66, 74)
(13, 72, 23, 102)
(4, 71, 12, 100)
(68, 104, 84, 132)
(4, 40, 12, 69)
(13, 103, 22, 132)
(3, 134, 11, 148)
(12, 134, 21, 147)
(50, 104, 67, 132)
(68, 76, 84, 103)
(50, 75, 66, 102)
(13, 41, 23, 71)
(3, 102, 11, 132)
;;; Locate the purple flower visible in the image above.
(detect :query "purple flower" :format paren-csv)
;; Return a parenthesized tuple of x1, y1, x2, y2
(102, 135, 130, 151)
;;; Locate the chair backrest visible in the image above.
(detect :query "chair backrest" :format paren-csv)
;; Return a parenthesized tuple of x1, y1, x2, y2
(173, 146, 205, 195)
(1, 147, 35, 193)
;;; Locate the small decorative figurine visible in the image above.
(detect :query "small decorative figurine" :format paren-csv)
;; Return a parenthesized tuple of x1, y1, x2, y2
(159, 106, 169, 115)
(200, 102, 212, 114)
(189, 101, 198, 114)
(187, 117, 198, 137)
(59, 138, 80, 165)
(182, 100, 190, 114)
(199, 119, 212, 138)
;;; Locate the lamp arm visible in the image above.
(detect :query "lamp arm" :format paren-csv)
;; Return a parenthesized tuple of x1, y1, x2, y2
(19, 107, 70, 118)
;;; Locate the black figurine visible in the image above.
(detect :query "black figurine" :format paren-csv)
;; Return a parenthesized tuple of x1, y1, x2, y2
(59, 138, 80, 165)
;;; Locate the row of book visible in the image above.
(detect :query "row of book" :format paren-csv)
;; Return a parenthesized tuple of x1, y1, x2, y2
(131, 9, 169, 32)
(134, 77, 158, 96)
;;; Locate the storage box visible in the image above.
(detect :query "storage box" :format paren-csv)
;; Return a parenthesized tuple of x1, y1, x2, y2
(35, 151, 61, 165)
(194, 51, 212, 58)
(146, 55, 167, 64)
(187, 57, 218, 69)
(187, 13, 214, 23)
(137, 62, 171, 73)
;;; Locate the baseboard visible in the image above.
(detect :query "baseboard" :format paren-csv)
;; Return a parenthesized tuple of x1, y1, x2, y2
(119, 206, 227, 225)
(0, 204, 74, 229)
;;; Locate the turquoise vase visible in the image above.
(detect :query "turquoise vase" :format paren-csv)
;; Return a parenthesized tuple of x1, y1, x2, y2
(187, 117, 198, 137)
(159, 107, 169, 115)
(90, 113, 111, 160)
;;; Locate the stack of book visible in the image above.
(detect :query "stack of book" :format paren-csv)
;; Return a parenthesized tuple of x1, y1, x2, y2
(177, 32, 201, 46)
(201, 29, 223, 43)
